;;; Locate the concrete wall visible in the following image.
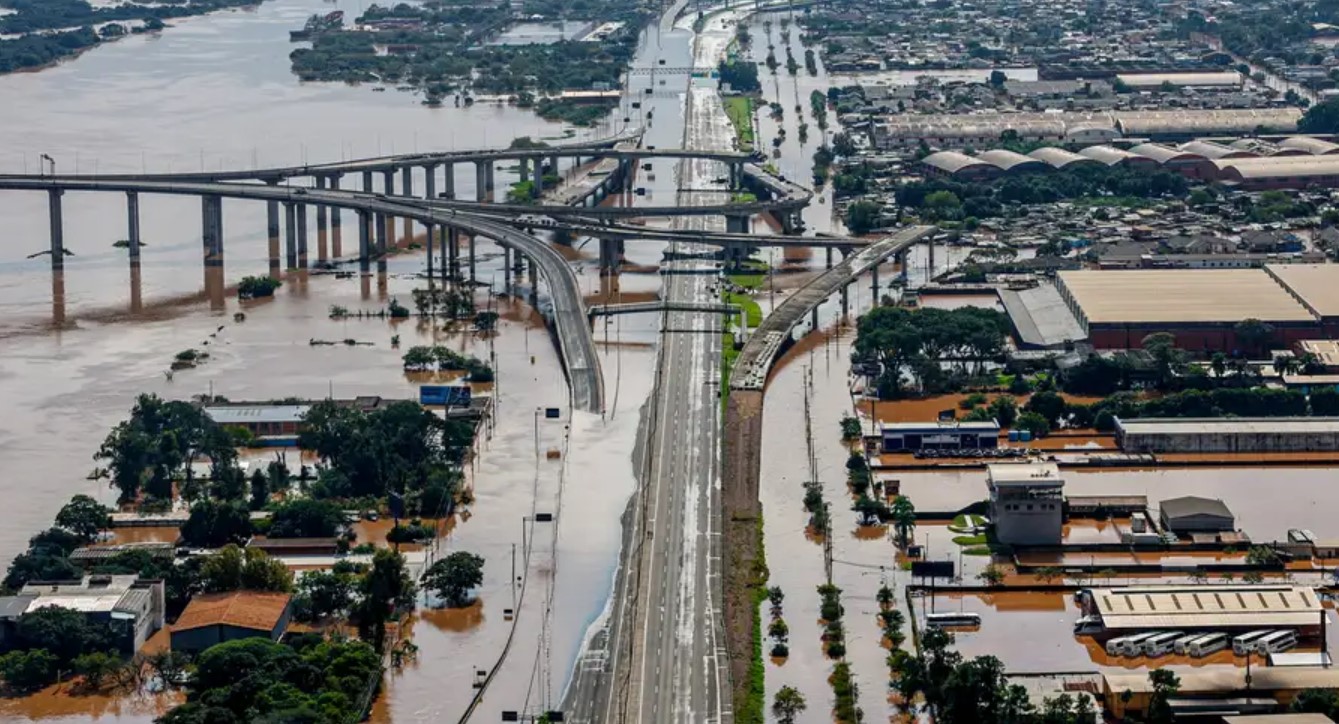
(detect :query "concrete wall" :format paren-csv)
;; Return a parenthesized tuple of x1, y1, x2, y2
(989, 499, 1062, 545)
(1087, 322, 1320, 352)
(1121, 429, 1339, 453)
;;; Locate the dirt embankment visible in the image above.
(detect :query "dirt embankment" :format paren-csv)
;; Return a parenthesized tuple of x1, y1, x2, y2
(721, 389, 765, 720)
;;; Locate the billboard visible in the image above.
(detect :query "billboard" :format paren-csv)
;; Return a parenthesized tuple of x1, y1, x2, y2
(910, 560, 955, 579)
(420, 385, 471, 407)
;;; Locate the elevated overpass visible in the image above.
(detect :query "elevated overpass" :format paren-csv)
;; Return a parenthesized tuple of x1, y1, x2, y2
(731, 225, 936, 390)
(587, 300, 739, 318)
(0, 175, 604, 414)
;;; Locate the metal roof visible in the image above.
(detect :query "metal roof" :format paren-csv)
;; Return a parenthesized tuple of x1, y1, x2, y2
(1178, 140, 1255, 159)
(1266, 263, 1339, 318)
(0, 595, 36, 619)
(1113, 108, 1301, 135)
(1214, 154, 1339, 180)
(1278, 136, 1339, 155)
(1057, 269, 1316, 324)
(978, 148, 1048, 171)
(1129, 142, 1200, 164)
(1116, 417, 1339, 435)
(882, 421, 999, 432)
(1106, 666, 1339, 695)
(1115, 71, 1243, 88)
(1077, 145, 1155, 166)
(1159, 495, 1233, 521)
(1090, 584, 1322, 631)
(204, 405, 310, 425)
(1027, 146, 1103, 169)
(921, 151, 995, 174)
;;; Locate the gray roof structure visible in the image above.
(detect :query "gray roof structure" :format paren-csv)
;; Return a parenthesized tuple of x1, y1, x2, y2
(204, 405, 310, 425)
(1279, 136, 1339, 155)
(978, 149, 1048, 172)
(0, 595, 36, 620)
(1129, 142, 1197, 164)
(1000, 283, 1088, 349)
(1112, 108, 1302, 136)
(1027, 146, 1103, 169)
(1159, 495, 1233, 521)
(1116, 417, 1339, 435)
(1178, 140, 1255, 159)
(1077, 145, 1157, 167)
(1214, 154, 1339, 181)
(921, 150, 996, 174)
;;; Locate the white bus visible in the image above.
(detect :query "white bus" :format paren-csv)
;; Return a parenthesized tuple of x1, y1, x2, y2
(1109, 631, 1159, 657)
(1170, 633, 1204, 656)
(1142, 631, 1187, 657)
(925, 612, 981, 629)
(1233, 630, 1275, 656)
(1187, 633, 1229, 658)
(1255, 630, 1298, 655)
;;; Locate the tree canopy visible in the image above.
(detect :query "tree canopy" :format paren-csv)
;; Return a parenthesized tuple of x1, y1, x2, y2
(853, 306, 1011, 399)
(423, 551, 484, 607)
(96, 394, 239, 504)
(200, 545, 294, 594)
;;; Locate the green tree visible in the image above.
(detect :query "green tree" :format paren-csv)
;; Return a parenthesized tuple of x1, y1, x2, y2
(1142, 332, 1185, 389)
(1300, 97, 1339, 133)
(772, 685, 808, 724)
(1210, 351, 1227, 379)
(180, 500, 253, 548)
(1024, 390, 1067, 427)
(14, 606, 115, 666)
(922, 190, 963, 222)
(0, 649, 56, 693)
(267, 499, 346, 538)
(55, 494, 112, 542)
(200, 545, 293, 593)
(423, 551, 485, 607)
(293, 569, 357, 622)
(839, 414, 862, 440)
(890, 496, 916, 547)
(1146, 669, 1181, 724)
(1234, 318, 1275, 356)
(1312, 387, 1339, 415)
(987, 395, 1018, 427)
(845, 200, 882, 235)
(356, 548, 417, 650)
(72, 651, 123, 689)
(1015, 411, 1051, 438)
(978, 563, 1006, 586)
(1292, 688, 1339, 718)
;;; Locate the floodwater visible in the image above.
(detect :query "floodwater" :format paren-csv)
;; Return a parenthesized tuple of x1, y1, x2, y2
(0, 0, 682, 718)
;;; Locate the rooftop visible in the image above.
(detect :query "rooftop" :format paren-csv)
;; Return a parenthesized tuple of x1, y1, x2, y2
(204, 405, 310, 425)
(1057, 269, 1316, 324)
(173, 591, 292, 633)
(986, 462, 1063, 486)
(1115, 71, 1242, 87)
(1105, 667, 1339, 695)
(1115, 416, 1339, 435)
(1265, 264, 1339, 318)
(1088, 583, 1322, 630)
(1298, 339, 1339, 367)
(1159, 495, 1232, 520)
(882, 420, 1000, 431)
(19, 575, 143, 615)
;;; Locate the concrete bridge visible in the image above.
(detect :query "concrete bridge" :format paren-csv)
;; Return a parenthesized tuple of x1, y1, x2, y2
(730, 225, 937, 391)
(0, 176, 604, 414)
(587, 300, 739, 319)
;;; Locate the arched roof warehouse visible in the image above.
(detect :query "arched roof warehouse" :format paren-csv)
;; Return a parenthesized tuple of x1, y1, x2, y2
(978, 149, 1050, 174)
(1028, 147, 1105, 170)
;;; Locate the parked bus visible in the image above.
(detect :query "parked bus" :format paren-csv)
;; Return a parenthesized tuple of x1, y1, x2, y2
(1109, 632, 1159, 657)
(1142, 631, 1187, 657)
(1254, 630, 1298, 655)
(925, 612, 981, 629)
(1169, 633, 1204, 656)
(1233, 630, 1275, 656)
(1183, 633, 1228, 657)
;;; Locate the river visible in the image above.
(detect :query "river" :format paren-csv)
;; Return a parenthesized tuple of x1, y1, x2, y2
(0, 0, 684, 720)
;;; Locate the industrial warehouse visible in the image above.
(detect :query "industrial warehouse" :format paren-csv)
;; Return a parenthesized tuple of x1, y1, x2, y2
(1051, 266, 1339, 351)
(915, 132, 1339, 190)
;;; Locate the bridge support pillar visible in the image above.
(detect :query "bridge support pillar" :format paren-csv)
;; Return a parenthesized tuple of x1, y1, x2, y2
(468, 233, 476, 284)
(362, 170, 374, 194)
(329, 175, 342, 258)
(872, 263, 880, 304)
(374, 212, 387, 256)
(927, 238, 935, 281)
(534, 160, 544, 196)
(266, 192, 281, 279)
(825, 246, 834, 270)
(401, 167, 414, 242)
(730, 162, 742, 189)
(45, 189, 65, 274)
(725, 214, 750, 235)
(382, 170, 395, 244)
(896, 249, 907, 285)
(315, 177, 329, 264)
(357, 209, 371, 273)
(424, 222, 435, 279)
(447, 227, 459, 282)
(841, 284, 849, 319)
(781, 211, 798, 235)
(443, 163, 455, 199)
(126, 191, 141, 272)
(296, 203, 308, 268)
(485, 163, 495, 194)
(519, 158, 530, 184)
(475, 161, 488, 202)
(811, 305, 819, 332)
(424, 165, 436, 202)
(504, 248, 512, 289)
(283, 202, 298, 270)
(202, 195, 224, 308)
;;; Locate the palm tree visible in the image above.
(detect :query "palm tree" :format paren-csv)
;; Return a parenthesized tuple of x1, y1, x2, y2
(1210, 352, 1227, 380)
(890, 496, 916, 547)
